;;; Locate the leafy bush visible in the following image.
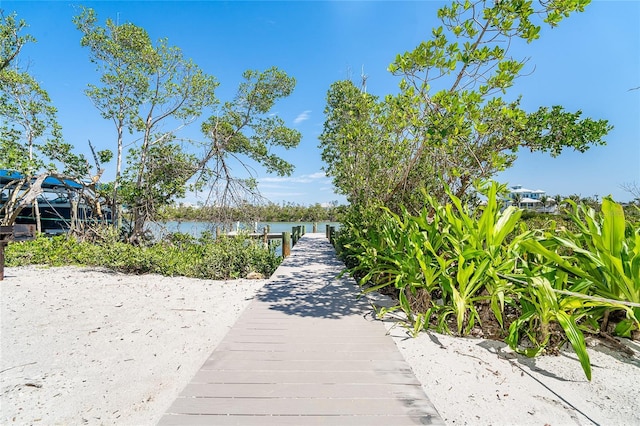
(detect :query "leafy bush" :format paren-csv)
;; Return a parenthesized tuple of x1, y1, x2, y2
(336, 181, 640, 380)
(5, 231, 281, 280)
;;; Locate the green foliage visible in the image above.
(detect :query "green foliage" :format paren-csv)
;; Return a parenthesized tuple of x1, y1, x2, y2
(0, 69, 88, 177)
(320, 0, 609, 214)
(320, 0, 615, 380)
(75, 8, 301, 236)
(6, 231, 281, 280)
(336, 181, 640, 380)
(74, 7, 220, 237)
(506, 276, 592, 380)
(195, 235, 281, 280)
(197, 66, 302, 223)
(319, 80, 393, 209)
(519, 197, 640, 336)
(0, 12, 35, 71)
(159, 201, 345, 223)
(1, 13, 87, 178)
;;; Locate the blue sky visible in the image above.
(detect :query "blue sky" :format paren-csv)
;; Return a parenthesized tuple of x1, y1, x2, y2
(3, 0, 639, 205)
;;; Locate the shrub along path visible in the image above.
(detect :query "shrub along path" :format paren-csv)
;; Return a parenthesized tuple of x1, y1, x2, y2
(158, 233, 444, 425)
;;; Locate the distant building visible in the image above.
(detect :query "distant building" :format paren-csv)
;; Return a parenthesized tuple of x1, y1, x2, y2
(506, 185, 553, 211)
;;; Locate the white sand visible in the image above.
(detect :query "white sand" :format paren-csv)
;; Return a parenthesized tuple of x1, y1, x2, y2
(385, 319, 640, 425)
(1, 266, 266, 425)
(1, 266, 639, 425)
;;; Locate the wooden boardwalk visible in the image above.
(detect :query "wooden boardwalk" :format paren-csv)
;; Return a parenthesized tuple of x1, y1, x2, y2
(158, 233, 444, 425)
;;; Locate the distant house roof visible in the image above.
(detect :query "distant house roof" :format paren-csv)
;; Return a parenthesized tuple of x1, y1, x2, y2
(520, 197, 541, 203)
(510, 185, 546, 194)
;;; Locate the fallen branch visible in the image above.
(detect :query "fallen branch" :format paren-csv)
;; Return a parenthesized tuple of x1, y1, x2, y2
(597, 332, 635, 357)
(0, 361, 37, 374)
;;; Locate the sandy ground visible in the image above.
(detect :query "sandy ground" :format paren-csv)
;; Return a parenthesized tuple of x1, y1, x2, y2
(377, 311, 640, 426)
(1, 265, 639, 425)
(1, 266, 266, 425)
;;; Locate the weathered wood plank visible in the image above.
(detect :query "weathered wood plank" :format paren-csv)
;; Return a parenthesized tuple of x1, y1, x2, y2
(190, 369, 422, 385)
(158, 414, 440, 426)
(180, 382, 429, 399)
(204, 349, 406, 361)
(166, 396, 438, 416)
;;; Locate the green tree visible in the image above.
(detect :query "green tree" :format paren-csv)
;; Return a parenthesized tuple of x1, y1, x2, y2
(76, 10, 299, 237)
(320, 0, 611, 214)
(122, 41, 217, 238)
(0, 11, 34, 71)
(1, 12, 89, 229)
(539, 194, 549, 210)
(74, 8, 218, 238)
(196, 67, 302, 223)
(74, 7, 156, 227)
(0, 69, 87, 176)
(320, 80, 388, 209)
(512, 192, 522, 208)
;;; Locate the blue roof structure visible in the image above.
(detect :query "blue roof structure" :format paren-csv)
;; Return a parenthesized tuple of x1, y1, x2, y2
(0, 169, 84, 190)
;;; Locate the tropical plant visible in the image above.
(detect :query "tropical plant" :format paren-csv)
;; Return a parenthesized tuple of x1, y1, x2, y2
(341, 181, 528, 336)
(539, 194, 549, 210)
(519, 197, 640, 336)
(505, 275, 592, 380)
(75, 9, 301, 238)
(337, 179, 639, 380)
(196, 67, 302, 223)
(0, 11, 34, 71)
(511, 193, 522, 209)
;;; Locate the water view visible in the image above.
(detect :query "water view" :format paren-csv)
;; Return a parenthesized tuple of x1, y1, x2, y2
(151, 221, 340, 239)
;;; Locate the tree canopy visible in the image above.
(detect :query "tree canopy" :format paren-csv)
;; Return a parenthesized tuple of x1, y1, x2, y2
(1, 12, 87, 177)
(319, 0, 611, 214)
(75, 8, 300, 238)
(196, 67, 302, 222)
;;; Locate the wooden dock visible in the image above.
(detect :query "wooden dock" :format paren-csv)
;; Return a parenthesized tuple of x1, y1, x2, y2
(158, 233, 444, 425)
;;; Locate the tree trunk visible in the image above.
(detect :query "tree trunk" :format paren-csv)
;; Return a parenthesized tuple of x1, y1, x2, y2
(114, 121, 124, 230)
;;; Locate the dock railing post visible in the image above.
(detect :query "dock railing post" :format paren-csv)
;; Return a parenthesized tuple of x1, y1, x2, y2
(0, 226, 15, 281)
(313, 222, 317, 233)
(292, 226, 300, 246)
(329, 226, 336, 246)
(282, 232, 291, 257)
(325, 224, 330, 238)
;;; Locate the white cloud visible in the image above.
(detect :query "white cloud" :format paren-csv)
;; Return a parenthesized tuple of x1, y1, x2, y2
(293, 110, 311, 124)
(258, 183, 287, 189)
(259, 172, 328, 184)
(307, 172, 327, 179)
(262, 191, 307, 199)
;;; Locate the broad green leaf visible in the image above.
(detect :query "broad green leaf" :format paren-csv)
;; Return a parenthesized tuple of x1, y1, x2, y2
(556, 311, 591, 381)
(601, 197, 625, 256)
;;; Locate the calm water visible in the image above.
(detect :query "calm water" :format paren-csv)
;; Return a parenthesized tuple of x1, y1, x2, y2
(150, 221, 340, 240)
(148, 221, 340, 257)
